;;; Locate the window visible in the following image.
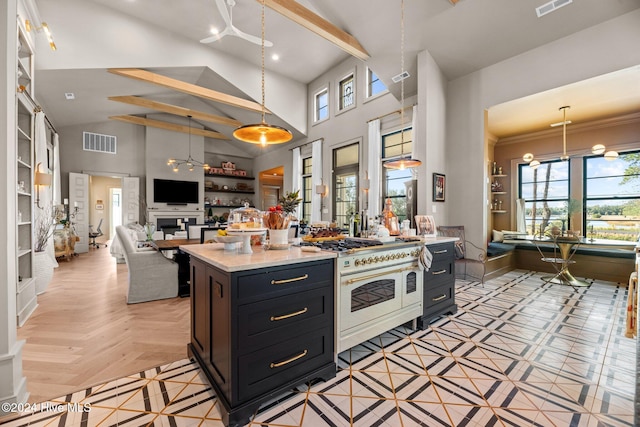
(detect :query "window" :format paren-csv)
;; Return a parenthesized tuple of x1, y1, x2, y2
(338, 73, 355, 112)
(366, 68, 386, 98)
(518, 160, 570, 236)
(301, 157, 313, 224)
(333, 143, 359, 228)
(584, 151, 640, 241)
(381, 128, 413, 221)
(314, 87, 329, 123)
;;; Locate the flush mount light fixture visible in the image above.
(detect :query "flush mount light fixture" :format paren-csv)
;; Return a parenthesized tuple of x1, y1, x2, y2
(383, 0, 421, 170)
(167, 116, 210, 172)
(232, 0, 292, 146)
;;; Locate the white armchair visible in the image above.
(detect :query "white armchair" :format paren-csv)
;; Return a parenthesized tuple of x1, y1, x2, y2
(115, 225, 178, 303)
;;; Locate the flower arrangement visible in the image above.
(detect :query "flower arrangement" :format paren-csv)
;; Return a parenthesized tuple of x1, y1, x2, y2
(263, 205, 290, 229)
(35, 205, 64, 252)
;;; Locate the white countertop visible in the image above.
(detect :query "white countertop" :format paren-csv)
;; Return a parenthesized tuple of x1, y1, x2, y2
(180, 243, 337, 272)
(180, 236, 457, 273)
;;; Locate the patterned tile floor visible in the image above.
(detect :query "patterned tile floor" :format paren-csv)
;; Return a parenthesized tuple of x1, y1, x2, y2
(2, 270, 636, 427)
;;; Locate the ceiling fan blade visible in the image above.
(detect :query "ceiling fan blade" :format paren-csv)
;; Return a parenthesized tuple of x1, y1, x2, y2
(231, 26, 274, 47)
(215, 0, 232, 27)
(200, 26, 233, 43)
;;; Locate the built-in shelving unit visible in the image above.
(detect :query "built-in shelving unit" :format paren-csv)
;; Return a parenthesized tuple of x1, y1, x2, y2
(15, 22, 37, 327)
(490, 172, 508, 214)
(204, 172, 256, 216)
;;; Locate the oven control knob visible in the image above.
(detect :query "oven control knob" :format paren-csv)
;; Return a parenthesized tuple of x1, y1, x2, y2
(375, 256, 381, 263)
(392, 254, 399, 259)
(367, 257, 374, 264)
(355, 259, 362, 267)
(384, 255, 390, 261)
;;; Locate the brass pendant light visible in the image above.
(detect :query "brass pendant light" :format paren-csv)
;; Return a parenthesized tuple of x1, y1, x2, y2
(233, 0, 292, 146)
(383, 0, 421, 170)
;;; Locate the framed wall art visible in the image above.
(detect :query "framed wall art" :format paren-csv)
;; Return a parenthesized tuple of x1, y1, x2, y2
(433, 173, 445, 202)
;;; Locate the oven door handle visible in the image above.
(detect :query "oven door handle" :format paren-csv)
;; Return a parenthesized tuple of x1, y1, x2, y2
(344, 264, 418, 285)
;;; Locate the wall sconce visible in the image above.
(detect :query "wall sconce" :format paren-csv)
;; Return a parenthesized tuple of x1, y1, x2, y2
(34, 162, 51, 208)
(315, 184, 328, 197)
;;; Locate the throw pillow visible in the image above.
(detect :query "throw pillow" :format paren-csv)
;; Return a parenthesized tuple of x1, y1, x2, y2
(492, 229, 504, 242)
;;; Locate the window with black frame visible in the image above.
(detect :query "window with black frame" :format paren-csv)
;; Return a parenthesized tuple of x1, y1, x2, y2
(518, 159, 570, 236)
(333, 143, 359, 229)
(301, 157, 312, 224)
(584, 150, 640, 241)
(381, 128, 413, 221)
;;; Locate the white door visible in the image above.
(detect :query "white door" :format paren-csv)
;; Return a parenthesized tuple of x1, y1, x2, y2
(69, 172, 89, 253)
(122, 177, 140, 225)
(109, 187, 122, 238)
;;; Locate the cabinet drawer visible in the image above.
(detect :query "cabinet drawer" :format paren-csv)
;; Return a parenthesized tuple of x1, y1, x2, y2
(426, 243, 454, 263)
(238, 287, 332, 352)
(424, 260, 454, 286)
(236, 260, 333, 301)
(237, 326, 333, 402)
(424, 281, 455, 314)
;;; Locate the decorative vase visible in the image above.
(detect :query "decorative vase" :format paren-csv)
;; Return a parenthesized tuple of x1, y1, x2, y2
(268, 228, 289, 245)
(34, 251, 55, 295)
(144, 223, 156, 241)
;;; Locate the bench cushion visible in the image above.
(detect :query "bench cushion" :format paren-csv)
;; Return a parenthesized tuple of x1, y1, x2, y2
(487, 242, 516, 258)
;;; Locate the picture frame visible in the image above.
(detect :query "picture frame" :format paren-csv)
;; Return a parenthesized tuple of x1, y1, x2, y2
(415, 215, 437, 237)
(433, 173, 445, 202)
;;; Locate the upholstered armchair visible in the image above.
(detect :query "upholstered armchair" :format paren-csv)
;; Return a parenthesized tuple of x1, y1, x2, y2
(54, 226, 78, 261)
(437, 225, 487, 285)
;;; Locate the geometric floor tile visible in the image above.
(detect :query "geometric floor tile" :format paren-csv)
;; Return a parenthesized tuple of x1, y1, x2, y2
(2, 270, 635, 427)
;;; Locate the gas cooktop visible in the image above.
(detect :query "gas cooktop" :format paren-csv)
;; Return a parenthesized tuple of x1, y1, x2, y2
(299, 237, 422, 253)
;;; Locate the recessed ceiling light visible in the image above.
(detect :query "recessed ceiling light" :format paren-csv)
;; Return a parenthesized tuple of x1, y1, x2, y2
(210, 27, 219, 35)
(64, 92, 75, 100)
(271, 53, 279, 61)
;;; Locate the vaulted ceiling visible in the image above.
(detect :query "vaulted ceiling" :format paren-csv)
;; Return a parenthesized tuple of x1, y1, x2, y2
(31, 0, 640, 156)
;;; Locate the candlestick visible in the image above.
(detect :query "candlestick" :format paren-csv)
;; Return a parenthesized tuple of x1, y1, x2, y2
(74, 201, 78, 207)
(64, 198, 68, 205)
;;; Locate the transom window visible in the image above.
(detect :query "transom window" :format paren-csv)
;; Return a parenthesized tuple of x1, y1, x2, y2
(338, 73, 355, 111)
(314, 87, 328, 123)
(367, 68, 386, 98)
(584, 151, 640, 241)
(518, 160, 570, 236)
(301, 157, 313, 224)
(381, 128, 413, 221)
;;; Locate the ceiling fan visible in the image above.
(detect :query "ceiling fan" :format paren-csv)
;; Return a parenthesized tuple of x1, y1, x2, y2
(200, 0, 273, 47)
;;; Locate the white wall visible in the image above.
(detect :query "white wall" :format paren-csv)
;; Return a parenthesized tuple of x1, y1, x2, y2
(446, 9, 640, 247)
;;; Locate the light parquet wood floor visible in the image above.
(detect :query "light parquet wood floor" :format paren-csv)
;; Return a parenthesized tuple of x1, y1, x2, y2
(17, 244, 191, 404)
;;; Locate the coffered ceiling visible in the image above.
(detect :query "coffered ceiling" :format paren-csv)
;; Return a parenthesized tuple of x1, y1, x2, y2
(31, 0, 640, 155)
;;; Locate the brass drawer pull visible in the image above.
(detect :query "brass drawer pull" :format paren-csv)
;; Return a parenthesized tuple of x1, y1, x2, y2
(432, 294, 447, 302)
(433, 249, 448, 254)
(432, 269, 447, 275)
(270, 349, 308, 368)
(270, 307, 308, 321)
(271, 274, 309, 285)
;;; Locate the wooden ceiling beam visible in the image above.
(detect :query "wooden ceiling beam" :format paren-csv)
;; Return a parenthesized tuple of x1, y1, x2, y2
(109, 115, 230, 140)
(108, 68, 270, 114)
(108, 95, 243, 128)
(259, 0, 370, 61)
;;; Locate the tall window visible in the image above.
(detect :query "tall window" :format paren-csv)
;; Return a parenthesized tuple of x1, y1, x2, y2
(333, 143, 359, 228)
(301, 157, 313, 224)
(338, 73, 355, 111)
(367, 68, 386, 98)
(584, 151, 640, 241)
(381, 128, 413, 221)
(518, 160, 569, 236)
(314, 87, 328, 123)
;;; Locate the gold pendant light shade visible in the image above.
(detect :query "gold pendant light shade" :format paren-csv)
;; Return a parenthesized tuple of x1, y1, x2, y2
(233, 122, 292, 146)
(383, 156, 423, 170)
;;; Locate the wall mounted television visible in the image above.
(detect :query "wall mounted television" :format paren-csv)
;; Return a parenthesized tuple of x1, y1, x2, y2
(153, 179, 199, 205)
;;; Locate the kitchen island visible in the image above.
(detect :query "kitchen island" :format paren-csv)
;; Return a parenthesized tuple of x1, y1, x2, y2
(181, 243, 337, 427)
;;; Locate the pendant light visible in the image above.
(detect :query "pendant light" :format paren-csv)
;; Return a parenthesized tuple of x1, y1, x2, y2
(524, 105, 619, 167)
(383, 0, 421, 170)
(232, 0, 292, 146)
(167, 116, 210, 172)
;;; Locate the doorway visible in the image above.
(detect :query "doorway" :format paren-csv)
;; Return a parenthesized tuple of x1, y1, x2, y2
(259, 166, 284, 210)
(109, 187, 122, 238)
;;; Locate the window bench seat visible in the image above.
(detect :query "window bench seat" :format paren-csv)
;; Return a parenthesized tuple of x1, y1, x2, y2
(485, 241, 636, 284)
